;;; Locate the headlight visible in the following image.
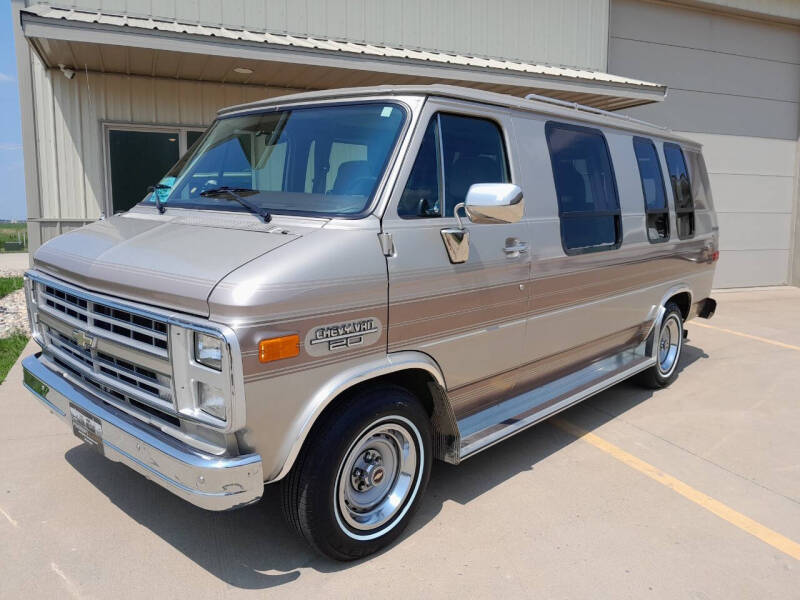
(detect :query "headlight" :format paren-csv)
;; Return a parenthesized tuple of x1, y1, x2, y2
(194, 332, 223, 370)
(197, 381, 226, 421)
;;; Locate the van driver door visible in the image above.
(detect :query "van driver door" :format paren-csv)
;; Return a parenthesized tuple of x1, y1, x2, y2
(382, 100, 532, 419)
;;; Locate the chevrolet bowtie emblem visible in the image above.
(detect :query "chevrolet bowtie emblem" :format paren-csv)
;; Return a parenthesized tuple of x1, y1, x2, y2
(73, 330, 96, 350)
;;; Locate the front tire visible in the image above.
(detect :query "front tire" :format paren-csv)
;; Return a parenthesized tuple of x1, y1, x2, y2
(281, 385, 432, 561)
(638, 301, 684, 389)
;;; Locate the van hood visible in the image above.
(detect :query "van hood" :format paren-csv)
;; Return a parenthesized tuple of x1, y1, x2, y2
(32, 213, 305, 316)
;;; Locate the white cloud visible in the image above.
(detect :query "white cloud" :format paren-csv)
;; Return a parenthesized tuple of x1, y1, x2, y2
(0, 143, 22, 151)
(0, 73, 13, 83)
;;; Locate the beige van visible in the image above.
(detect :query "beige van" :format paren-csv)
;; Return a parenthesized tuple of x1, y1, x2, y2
(22, 85, 718, 560)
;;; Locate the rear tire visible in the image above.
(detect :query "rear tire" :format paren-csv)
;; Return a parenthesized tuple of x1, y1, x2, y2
(281, 384, 432, 561)
(637, 301, 684, 389)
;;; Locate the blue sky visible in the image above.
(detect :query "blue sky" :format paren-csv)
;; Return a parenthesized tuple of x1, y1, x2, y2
(0, 5, 26, 220)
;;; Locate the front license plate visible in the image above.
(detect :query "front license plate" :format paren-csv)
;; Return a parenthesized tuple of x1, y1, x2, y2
(69, 404, 103, 452)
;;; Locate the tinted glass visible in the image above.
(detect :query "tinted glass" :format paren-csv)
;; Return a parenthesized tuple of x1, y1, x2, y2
(547, 125, 619, 215)
(398, 119, 442, 217)
(646, 213, 670, 242)
(663, 143, 693, 211)
(546, 123, 620, 252)
(676, 213, 695, 239)
(684, 150, 712, 211)
(109, 130, 180, 213)
(561, 214, 618, 251)
(440, 114, 509, 216)
(152, 103, 406, 217)
(633, 137, 669, 242)
(633, 137, 667, 211)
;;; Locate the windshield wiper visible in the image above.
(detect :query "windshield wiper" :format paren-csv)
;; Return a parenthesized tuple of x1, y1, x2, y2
(147, 183, 171, 214)
(200, 187, 272, 223)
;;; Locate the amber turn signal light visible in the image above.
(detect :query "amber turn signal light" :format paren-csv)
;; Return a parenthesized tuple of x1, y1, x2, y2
(259, 334, 300, 363)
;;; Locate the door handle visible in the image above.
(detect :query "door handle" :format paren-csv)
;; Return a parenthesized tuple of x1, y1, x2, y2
(504, 239, 529, 257)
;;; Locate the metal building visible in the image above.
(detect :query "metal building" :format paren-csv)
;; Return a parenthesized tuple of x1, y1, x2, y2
(11, 0, 800, 288)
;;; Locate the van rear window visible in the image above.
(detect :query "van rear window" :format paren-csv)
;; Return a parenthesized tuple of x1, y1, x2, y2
(684, 150, 713, 212)
(545, 122, 621, 254)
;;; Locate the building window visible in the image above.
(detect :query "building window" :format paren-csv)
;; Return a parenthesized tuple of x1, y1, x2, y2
(186, 130, 204, 149)
(545, 122, 621, 254)
(633, 136, 669, 243)
(663, 142, 695, 239)
(398, 113, 509, 218)
(106, 125, 205, 215)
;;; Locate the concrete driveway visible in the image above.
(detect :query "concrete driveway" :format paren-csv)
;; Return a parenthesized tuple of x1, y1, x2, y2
(1, 287, 799, 599)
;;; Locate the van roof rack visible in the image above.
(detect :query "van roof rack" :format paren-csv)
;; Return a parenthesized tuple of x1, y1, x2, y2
(523, 93, 669, 131)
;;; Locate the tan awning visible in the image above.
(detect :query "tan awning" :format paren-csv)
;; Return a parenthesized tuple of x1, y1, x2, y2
(21, 4, 667, 111)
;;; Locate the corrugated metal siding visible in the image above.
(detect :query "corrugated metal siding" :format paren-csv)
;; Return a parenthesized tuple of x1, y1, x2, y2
(28, 53, 301, 242)
(28, 0, 610, 71)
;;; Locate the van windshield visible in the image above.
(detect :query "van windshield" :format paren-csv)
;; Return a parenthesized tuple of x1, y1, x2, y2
(143, 102, 406, 217)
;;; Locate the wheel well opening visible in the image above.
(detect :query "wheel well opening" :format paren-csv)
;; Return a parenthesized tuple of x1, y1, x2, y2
(296, 368, 459, 470)
(668, 292, 691, 321)
(342, 369, 437, 417)
(305, 370, 438, 444)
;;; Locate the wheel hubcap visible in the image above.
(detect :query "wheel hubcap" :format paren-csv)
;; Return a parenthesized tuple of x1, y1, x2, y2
(658, 314, 681, 376)
(337, 420, 419, 533)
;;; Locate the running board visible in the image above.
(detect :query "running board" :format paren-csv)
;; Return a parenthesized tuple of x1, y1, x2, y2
(458, 344, 655, 460)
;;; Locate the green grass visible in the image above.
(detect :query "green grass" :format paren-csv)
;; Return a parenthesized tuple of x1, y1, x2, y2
(0, 223, 27, 252)
(0, 333, 28, 384)
(0, 276, 24, 299)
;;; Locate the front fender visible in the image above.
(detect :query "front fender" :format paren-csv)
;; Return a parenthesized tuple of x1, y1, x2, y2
(268, 351, 446, 481)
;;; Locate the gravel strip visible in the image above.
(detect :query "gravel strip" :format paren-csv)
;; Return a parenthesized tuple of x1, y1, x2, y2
(0, 289, 29, 337)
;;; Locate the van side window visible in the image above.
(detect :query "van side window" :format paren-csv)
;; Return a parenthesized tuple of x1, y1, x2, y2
(684, 150, 712, 212)
(663, 142, 695, 239)
(545, 122, 621, 254)
(398, 113, 510, 218)
(632, 137, 669, 243)
(397, 119, 442, 217)
(440, 114, 509, 217)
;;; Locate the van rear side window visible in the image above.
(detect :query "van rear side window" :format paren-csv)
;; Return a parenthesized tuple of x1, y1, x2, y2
(663, 142, 695, 239)
(633, 137, 669, 243)
(545, 122, 621, 254)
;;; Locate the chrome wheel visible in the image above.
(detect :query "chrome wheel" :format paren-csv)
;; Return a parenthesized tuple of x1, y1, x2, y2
(335, 416, 422, 539)
(657, 313, 682, 377)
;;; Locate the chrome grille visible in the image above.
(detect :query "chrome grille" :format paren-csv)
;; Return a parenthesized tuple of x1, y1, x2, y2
(33, 279, 176, 426)
(39, 283, 168, 354)
(47, 329, 170, 399)
(51, 355, 180, 428)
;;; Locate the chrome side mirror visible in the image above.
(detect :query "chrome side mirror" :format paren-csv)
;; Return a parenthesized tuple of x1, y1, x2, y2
(440, 183, 523, 265)
(464, 183, 524, 224)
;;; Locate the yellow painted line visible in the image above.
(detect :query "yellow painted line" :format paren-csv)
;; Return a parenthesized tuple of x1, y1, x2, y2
(553, 418, 800, 561)
(692, 321, 800, 352)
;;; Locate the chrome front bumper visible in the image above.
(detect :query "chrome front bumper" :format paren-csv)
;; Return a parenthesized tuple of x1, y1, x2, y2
(22, 354, 264, 511)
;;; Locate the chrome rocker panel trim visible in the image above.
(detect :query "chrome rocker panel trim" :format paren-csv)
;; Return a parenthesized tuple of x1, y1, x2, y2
(22, 354, 263, 511)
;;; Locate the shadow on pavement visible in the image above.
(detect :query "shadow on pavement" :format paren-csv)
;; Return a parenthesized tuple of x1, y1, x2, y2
(65, 343, 708, 590)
